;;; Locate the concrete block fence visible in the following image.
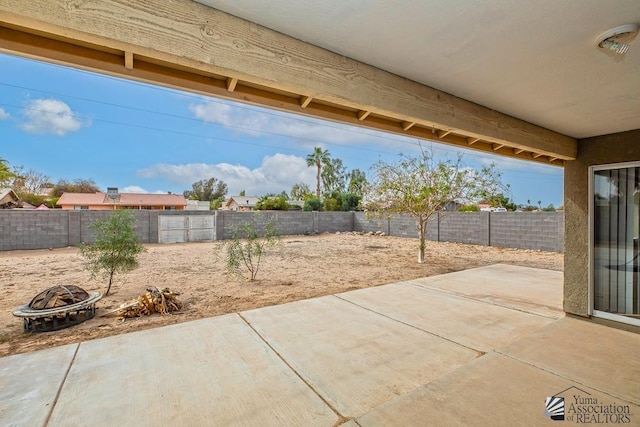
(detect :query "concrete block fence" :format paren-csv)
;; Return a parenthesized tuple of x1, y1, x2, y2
(0, 210, 564, 252)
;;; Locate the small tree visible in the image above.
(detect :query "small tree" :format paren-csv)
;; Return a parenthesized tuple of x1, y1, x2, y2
(183, 177, 228, 201)
(79, 210, 146, 295)
(220, 215, 281, 281)
(366, 148, 503, 263)
(51, 178, 100, 197)
(290, 182, 312, 201)
(347, 168, 368, 196)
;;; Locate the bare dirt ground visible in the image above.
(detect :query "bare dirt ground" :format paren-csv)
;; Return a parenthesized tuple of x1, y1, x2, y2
(0, 233, 562, 357)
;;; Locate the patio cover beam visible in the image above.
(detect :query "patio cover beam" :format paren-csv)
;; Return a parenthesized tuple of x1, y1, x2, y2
(0, 0, 576, 164)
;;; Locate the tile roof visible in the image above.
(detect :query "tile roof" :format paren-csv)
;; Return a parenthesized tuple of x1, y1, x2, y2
(57, 192, 187, 207)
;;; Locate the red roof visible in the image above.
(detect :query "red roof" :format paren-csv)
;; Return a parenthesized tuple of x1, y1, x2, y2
(57, 192, 187, 207)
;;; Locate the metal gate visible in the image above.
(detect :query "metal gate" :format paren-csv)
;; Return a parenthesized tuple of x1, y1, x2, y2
(158, 215, 215, 243)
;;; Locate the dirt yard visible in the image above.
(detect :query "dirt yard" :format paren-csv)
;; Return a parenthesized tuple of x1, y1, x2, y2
(0, 233, 562, 357)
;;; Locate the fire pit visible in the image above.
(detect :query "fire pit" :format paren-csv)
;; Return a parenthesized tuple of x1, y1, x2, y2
(13, 285, 102, 333)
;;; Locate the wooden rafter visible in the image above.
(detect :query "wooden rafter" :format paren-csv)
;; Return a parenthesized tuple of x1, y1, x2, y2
(226, 77, 238, 92)
(357, 110, 371, 121)
(514, 148, 525, 155)
(401, 121, 415, 131)
(124, 51, 133, 70)
(492, 144, 505, 151)
(437, 130, 452, 138)
(467, 137, 480, 145)
(299, 95, 312, 108)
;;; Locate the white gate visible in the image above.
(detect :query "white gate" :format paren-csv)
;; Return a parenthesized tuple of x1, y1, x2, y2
(158, 215, 215, 243)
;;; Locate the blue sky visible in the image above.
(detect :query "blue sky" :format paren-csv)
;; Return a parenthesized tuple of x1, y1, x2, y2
(0, 53, 564, 207)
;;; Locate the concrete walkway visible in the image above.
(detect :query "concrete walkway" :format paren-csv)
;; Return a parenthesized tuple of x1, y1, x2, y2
(1, 264, 638, 426)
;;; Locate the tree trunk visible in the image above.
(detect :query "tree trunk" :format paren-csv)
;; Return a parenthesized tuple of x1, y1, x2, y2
(418, 220, 426, 264)
(316, 162, 321, 197)
(106, 270, 115, 295)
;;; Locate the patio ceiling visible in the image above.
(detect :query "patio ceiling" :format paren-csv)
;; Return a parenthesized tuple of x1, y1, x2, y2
(198, 0, 640, 140)
(0, 1, 637, 165)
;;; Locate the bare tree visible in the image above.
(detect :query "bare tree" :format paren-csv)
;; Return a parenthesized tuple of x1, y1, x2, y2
(366, 148, 503, 263)
(11, 167, 51, 195)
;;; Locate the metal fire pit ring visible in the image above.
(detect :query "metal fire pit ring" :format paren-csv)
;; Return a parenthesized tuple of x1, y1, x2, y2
(13, 291, 103, 333)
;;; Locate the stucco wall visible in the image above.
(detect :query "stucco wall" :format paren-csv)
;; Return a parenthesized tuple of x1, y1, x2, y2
(564, 129, 640, 317)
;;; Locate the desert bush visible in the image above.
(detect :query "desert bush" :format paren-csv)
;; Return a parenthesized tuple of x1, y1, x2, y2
(220, 215, 281, 281)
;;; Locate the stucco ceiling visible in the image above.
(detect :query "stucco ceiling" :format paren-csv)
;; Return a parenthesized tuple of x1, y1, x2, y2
(196, 0, 639, 139)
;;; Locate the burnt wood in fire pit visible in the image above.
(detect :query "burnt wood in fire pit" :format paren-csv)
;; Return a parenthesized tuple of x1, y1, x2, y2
(13, 285, 102, 333)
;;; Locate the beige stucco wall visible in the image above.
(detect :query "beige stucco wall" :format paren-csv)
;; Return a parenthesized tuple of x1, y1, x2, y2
(564, 129, 640, 316)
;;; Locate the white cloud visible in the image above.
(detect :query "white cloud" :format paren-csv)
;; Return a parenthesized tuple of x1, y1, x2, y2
(188, 99, 414, 150)
(476, 154, 562, 175)
(21, 99, 88, 136)
(121, 185, 167, 194)
(0, 108, 9, 120)
(138, 153, 317, 195)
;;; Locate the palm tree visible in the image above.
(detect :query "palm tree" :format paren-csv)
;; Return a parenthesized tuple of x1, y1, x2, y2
(306, 146, 330, 197)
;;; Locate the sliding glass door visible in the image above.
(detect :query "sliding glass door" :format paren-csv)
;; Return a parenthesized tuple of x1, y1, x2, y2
(592, 163, 640, 325)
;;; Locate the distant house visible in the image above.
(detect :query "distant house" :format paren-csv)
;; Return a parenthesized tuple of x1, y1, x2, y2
(57, 187, 187, 210)
(185, 200, 211, 211)
(224, 196, 260, 211)
(0, 188, 20, 209)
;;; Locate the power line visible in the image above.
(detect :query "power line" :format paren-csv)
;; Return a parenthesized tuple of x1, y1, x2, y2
(0, 53, 563, 178)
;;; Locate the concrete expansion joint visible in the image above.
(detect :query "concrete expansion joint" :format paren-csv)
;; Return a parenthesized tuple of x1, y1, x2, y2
(493, 350, 640, 407)
(404, 281, 561, 320)
(43, 343, 81, 427)
(235, 312, 348, 423)
(332, 295, 484, 357)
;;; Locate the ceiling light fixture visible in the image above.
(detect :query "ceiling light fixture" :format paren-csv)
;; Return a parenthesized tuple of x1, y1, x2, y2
(596, 24, 638, 55)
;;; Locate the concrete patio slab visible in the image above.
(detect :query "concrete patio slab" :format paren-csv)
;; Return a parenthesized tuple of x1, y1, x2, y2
(241, 295, 480, 419)
(0, 344, 77, 427)
(499, 317, 640, 405)
(353, 352, 640, 426)
(46, 314, 338, 427)
(2, 265, 636, 427)
(409, 264, 563, 318)
(338, 283, 556, 353)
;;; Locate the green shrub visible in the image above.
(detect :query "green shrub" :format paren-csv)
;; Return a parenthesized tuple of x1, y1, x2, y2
(78, 210, 146, 295)
(323, 197, 340, 211)
(339, 192, 361, 211)
(303, 197, 323, 211)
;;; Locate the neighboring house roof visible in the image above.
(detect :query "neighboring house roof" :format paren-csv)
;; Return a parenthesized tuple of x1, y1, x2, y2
(118, 193, 187, 206)
(57, 192, 107, 206)
(225, 196, 261, 208)
(0, 188, 20, 207)
(57, 192, 187, 207)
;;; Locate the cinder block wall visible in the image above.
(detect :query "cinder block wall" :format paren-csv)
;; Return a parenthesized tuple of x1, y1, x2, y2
(0, 210, 564, 252)
(216, 211, 353, 239)
(0, 210, 158, 250)
(353, 211, 564, 252)
(490, 212, 563, 252)
(0, 210, 70, 250)
(439, 212, 489, 246)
